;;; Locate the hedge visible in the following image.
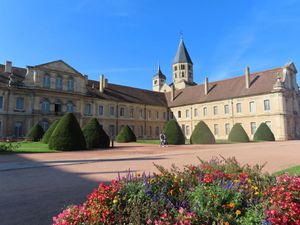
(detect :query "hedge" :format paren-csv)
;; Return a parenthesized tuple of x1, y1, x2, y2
(190, 121, 215, 144)
(42, 119, 60, 144)
(27, 124, 44, 142)
(228, 123, 250, 142)
(253, 123, 275, 142)
(48, 113, 86, 150)
(164, 119, 185, 145)
(116, 125, 136, 143)
(82, 118, 110, 149)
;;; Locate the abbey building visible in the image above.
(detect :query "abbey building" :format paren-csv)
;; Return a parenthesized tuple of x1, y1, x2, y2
(0, 39, 300, 141)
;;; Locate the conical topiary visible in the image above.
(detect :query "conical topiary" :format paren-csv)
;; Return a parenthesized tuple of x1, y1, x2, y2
(190, 121, 215, 144)
(253, 123, 275, 142)
(116, 125, 136, 143)
(42, 119, 60, 144)
(228, 123, 250, 143)
(49, 113, 86, 150)
(164, 119, 185, 145)
(82, 118, 110, 149)
(27, 124, 45, 142)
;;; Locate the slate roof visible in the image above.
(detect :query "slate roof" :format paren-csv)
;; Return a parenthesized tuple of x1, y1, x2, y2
(173, 39, 193, 64)
(153, 65, 166, 79)
(166, 67, 283, 107)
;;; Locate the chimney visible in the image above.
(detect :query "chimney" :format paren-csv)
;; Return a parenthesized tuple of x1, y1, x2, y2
(204, 77, 209, 95)
(99, 74, 105, 93)
(104, 78, 108, 88)
(245, 66, 250, 88)
(170, 85, 175, 101)
(5, 61, 12, 73)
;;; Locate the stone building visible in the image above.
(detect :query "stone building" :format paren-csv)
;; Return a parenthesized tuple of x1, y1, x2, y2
(0, 38, 299, 141)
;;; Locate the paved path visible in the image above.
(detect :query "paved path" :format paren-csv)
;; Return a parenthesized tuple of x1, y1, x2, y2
(0, 141, 299, 225)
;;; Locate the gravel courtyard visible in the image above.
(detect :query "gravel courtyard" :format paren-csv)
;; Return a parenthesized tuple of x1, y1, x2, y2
(0, 141, 299, 225)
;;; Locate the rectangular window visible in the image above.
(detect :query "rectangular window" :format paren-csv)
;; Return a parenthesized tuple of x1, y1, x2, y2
(236, 103, 242, 113)
(139, 109, 143, 119)
(148, 110, 151, 119)
(119, 107, 125, 117)
(181, 124, 185, 135)
(203, 107, 207, 116)
(98, 105, 104, 117)
(178, 111, 181, 118)
(16, 97, 24, 110)
(56, 77, 62, 90)
(84, 104, 92, 115)
(225, 123, 230, 135)
(186, 109, 190, 118)
(194, 108, 198, 117)
(43, 75, 50, 88)
(224, 105, 229, 114)
(186, 125, 190, 136)
(264, 99, 270, 111)
(249, 101, 255, 113)
(156, 111, 159, 119)
(250, 122, 256, 135)
(130, 108, 134, 118)
(109, 105, 115, 117)
(0, 96, 3, 110)
(214, 124, 219, 135)
(213, 106, 218, 115)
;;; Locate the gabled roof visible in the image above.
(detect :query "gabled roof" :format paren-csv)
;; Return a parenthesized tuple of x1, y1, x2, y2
(173, 39, 193, 65)
(33, 60, 82, 75)
(166, 67, 283, 107)
(153, 64, 166, 79)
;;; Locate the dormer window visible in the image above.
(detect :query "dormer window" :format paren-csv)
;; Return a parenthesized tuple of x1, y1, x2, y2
(56, 75, 62, 90)
(43, 74, 50, 88)
(67, 77, 74, 91)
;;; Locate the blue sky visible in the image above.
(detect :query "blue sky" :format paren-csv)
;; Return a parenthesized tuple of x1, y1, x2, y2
(1, 0, 300, 90)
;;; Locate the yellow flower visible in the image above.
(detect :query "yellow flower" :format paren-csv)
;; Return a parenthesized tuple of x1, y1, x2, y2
(247, 178, 252, 184)
(254, 191, 259, 195)
(179, 188, 183, 193)
(170, 189, 174, 195)
(113, 199, 118, 204)
(227, 202, 235, 208)
(244, 185, 248, 189)
(233, 179, 239, 183)
(236, 210, 241, 216)
(174, 175, 178, 180)
(149, 178, 154, 183)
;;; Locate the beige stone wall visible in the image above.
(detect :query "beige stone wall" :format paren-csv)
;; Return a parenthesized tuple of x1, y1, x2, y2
(170, 92, 294, 141)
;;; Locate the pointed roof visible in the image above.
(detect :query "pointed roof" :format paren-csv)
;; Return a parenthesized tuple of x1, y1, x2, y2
(173, 39, 193, 65)
(153, 64, 166, 79)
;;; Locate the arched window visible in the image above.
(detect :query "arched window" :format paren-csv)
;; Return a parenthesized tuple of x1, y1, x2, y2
(56, 75, 62, 90)
(43, 74, 50, 88)
(40, 120, 49, 131)
(67, 77, 74, 91)
(41, 100, 50, 113)
(66, 102, 74, 113)
(178, 110, 181, 118)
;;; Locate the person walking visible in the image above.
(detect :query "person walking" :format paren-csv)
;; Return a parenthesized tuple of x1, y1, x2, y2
(159, 132, 165, 147)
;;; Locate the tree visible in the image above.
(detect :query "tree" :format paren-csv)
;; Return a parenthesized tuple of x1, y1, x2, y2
(116, 125, 136, 143)
(49, 113, 86, 150)
(190, 121, 215, 144)
(164, 119, 185, 145)
(27, 124, 45, 142)
(228, 123, 250, 143)
(253, 123, 275, 141)
(82, 118, 110, 149)
(42, 119, 60, 144)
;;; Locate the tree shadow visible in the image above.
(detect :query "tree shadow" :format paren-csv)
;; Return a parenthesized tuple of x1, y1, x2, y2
(0, 154, 158, 225)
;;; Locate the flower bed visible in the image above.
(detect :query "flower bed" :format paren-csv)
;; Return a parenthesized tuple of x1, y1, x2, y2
(53, 157, 300, 225)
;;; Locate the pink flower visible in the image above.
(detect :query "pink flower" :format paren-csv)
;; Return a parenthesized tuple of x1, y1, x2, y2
(179, 207, 184, 214)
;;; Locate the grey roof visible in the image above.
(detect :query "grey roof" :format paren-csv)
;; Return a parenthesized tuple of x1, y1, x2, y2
(153, 64, 166, 79)
(173, 39, 193, 65)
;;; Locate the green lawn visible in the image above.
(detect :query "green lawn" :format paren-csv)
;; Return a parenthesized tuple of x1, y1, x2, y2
(274, 165, 300, 176)
(0, 141, 58, 153)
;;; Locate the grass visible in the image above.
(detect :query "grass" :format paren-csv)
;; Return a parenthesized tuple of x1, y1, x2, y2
(0, 141, 58, 153)
(274, 165, 300, 176)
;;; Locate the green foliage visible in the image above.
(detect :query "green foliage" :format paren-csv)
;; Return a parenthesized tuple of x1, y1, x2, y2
(27, 124, 45, 142)
(228, 123, 250, 143)
(190, 121, 216, 144)
(253, 123, 275, 142)
(0, 142, 20, 153)
(116, 125, 136, 143)
(49, 113, 86, 151)
(163, 119, 185, 145)
(82, 118, 110, 149)
(42, 119, 60, 144)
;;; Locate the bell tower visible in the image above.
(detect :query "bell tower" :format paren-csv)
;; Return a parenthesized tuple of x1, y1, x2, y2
(152, 64, 167, 92)
(172, 38, 194, 89)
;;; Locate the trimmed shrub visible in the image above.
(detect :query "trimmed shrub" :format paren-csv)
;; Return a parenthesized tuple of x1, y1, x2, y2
(253, 123, 275, 142)
(49, 113, 86, 150)
(164, 119, 185, 145)
(190, 121, 215, 144)
(82, 118, 110, 149)
(42, 119, 60, 144)
(27, 124, 44, 142)
(228, 123, 250, 142)
(116, 125, 136, 143)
